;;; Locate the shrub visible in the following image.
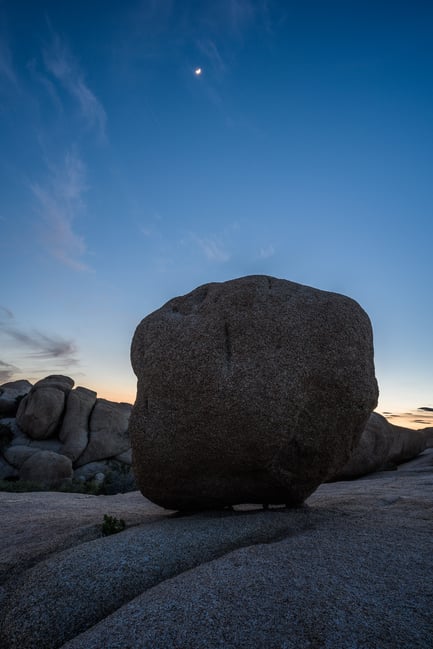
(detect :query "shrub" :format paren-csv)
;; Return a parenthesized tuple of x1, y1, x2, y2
(101, 514, 125, 536)
(0, 479, 47, 492)
(102, 466, 137, 495)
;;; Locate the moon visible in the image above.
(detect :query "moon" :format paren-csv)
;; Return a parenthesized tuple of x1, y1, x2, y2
(194, 67, 202, 76)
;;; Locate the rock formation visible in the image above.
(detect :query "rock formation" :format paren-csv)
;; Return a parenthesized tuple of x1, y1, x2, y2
(0, 376, 133, 489)
(330, 411, 433, 480)
(130, 275, 379, 510)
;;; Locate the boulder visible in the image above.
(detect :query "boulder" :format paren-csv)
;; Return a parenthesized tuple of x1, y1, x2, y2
(16, 387, 66, 440)
(20, 450, 73, 487)
(0, 380, 32, 417)
(28, 438, 63, 453)
(75, 399, 132, 467)
(15, 375, 73, 441)
(332, 412, 433, 480)
(33, 375, 74, 392)
(59, 386, 97, 462)
(3, 445, 39, 469)
(130, 275, 378, 510)
(73, 461, 111, 482)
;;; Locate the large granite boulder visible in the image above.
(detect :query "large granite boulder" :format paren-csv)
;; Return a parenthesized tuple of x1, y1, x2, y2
(3, 445, 39, 469)
(19, 450, 73, 487)
(332, 412, 433, 480)
(0, 380, 32, 417)
(75, 399, 132, 467)
(130, 275, 378, 510)
(16, 375, 74, 440)
(59, 387, 97, 462)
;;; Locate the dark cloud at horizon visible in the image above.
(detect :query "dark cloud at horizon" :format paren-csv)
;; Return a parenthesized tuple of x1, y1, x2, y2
(419, 406, 433, 412)
(3, 327, 78, 361)
(0, 360, 20, 383)
(0, 309, 79, 377)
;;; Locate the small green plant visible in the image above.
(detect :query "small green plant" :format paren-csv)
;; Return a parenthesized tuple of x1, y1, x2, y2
(101, 514, 126, 536)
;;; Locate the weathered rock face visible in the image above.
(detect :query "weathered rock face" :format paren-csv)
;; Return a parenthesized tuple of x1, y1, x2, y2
(331, 412, 433, 480)
(0, 380, 32, 417)
(16, 375, 74, 440)
(75, 399, 132, 467)
(130, 275, 379, 510)
(20, 450, 73, 487)
(59, 387, 97, 462)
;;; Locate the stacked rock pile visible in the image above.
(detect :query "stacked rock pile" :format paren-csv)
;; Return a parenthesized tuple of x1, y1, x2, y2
(0, 375, 133, 489)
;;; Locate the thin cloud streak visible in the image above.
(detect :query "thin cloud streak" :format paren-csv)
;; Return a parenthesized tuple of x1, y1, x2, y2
(196, 39, 226, 75)
(31, 151, 91, 271)
(43, 32, 107, 139)
(193, 235, 230, 262)
(0, 360, 20, 383)
(0, 319, 79, 365)
(0, 306, 14, 320)
(0, 38, 17, 86)
(259, 244, 275, 259)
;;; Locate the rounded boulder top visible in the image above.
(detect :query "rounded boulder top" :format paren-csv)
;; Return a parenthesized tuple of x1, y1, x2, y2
(130, 275, 378, 510)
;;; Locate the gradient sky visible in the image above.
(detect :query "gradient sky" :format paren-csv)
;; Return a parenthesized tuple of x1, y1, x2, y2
(1, 0, 432, 426)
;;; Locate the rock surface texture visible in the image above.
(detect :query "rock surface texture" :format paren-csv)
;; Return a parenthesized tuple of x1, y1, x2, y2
(0, 453, 432, 649)
(130, 275, 379, 510)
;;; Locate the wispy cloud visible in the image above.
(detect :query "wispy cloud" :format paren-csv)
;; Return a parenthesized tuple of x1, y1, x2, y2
(259, 244, 275, 259)
(43, 32, 107, 139)
(0, 38, 17, 86)
(193, 235, 230, 262)
(0, 360, 20, 383)
(0, 318, 78, 365)
(0, 306, 14, 320)
(31, 151, 91, 271)
(226, 0, 257, 34)
(196, 39, 226, 76)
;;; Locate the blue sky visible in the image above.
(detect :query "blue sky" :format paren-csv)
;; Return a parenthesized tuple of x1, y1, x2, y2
(1, 0, 432, 423)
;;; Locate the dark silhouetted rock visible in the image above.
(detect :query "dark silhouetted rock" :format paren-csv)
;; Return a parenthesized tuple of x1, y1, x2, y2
(0, 455, 17, 480)
(130, 275, 378, 510)
(0, 380, 32, 417)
